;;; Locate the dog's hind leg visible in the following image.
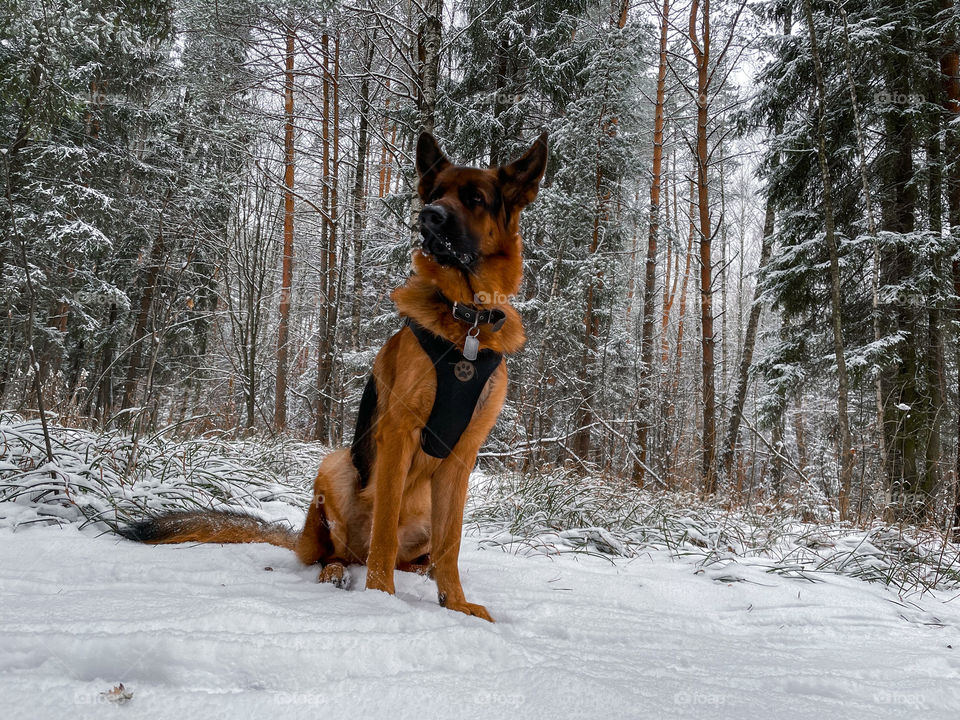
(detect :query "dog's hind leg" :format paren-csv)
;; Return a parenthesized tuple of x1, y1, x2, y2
(295, 490, 334, 566)
(296, 449, 359, 566)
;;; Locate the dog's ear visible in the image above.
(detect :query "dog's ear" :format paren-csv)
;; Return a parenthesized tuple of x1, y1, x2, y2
(416, 132, 451, 200)
(499, 131, 548, 209)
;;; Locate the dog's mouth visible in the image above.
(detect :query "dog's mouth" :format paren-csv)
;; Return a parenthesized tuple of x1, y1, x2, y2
(419, 228, 479, 269)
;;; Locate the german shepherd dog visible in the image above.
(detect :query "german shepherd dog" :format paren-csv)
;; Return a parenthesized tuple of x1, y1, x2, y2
(121, 131, 548, 622)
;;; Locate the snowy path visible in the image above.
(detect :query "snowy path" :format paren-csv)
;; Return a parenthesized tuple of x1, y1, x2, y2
(1, 523, 959, 719)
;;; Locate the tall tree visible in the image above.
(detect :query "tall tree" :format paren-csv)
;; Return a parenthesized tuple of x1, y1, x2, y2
(942, 0, 960, 527)
(573, 0, 631, 462)
(689, 0, 716, 491)
(275, 21, 296, 431)
(417, 0, 443, 134)
(351, 33, 375, 349)
(634, 0, 670, 486)
(722, 8, 791, 480)
(801, 0, 854, 518)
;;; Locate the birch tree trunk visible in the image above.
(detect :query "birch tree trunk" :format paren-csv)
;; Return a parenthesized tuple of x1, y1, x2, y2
(721, 194, 774, 478)
(409, 1, 443, 248)
(417, 0, 442, 135)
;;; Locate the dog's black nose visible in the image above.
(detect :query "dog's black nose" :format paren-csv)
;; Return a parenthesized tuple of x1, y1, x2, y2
(420, 204, 447, 232)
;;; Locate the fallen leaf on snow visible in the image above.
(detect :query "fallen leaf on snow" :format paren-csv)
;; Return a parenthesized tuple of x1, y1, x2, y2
(101, 683, 133, 704)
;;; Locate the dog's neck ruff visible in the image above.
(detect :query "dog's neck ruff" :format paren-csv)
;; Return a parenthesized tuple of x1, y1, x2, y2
(406, 319, 502, 459)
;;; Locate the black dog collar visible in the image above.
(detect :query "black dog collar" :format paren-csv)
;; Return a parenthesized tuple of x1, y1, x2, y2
(437, 292, 506, 331)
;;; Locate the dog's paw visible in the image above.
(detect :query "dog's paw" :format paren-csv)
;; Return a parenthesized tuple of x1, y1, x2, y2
(318, 562, 350, 589)
(397, 554, 433, 577)
(439, 595, 494, 622)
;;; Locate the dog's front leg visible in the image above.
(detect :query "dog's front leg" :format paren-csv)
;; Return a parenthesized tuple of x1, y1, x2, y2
(365, 427, 417, 595)
(430, 452, 493, 622)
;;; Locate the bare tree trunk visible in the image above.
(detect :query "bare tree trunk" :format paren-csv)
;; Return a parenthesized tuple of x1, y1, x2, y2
(660, 147, 681, 366)
(575, 156, 604, 460)
(120, 220, 167, 420)
(940, 20, 960, 528)
(802, 0, 854, 519)
(351, 35, 374, 350)
(92, 303, 118, 422)
(634, 0, 670, 487)
(794, 396, 810, 477)
(416, 0, 442, 135)
(925, 128, 945, 517)
(315, 29, 337, 442)
(379, 83, 391, 198)
(665, 177, 696, 482)
(331, 36, 345, 444)
(720, 9, 790, 478)
(722, 194, 774, 476)
(626, 194, 639, 324)
(274, 23, 296, 431)
(6, 188, 54, 465)
(689, 0, 717, 493)
(770, 397, 785, 496)
(717, 144, 728, 428)
(672, 178, 696, 392)
(409, 0, 443, 252)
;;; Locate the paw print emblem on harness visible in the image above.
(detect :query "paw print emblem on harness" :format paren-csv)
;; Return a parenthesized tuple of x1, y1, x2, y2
(454, 360, 475, 382)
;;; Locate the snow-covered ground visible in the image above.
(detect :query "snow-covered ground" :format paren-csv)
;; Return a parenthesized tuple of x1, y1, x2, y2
(2, 517, 959, 720)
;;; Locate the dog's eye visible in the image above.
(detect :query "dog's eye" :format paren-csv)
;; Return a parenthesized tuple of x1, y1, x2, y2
(471, 192, 485, 207)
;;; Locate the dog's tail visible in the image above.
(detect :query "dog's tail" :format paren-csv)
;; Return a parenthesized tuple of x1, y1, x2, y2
(118, 509, 298, 551)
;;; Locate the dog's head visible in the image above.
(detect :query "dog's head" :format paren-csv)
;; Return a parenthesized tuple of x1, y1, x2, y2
(414, 132, 548, 281)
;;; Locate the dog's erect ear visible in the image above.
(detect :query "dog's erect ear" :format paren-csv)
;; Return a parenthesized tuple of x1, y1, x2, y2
(499, 131, 548, 209)
(416, 132, 451, 200)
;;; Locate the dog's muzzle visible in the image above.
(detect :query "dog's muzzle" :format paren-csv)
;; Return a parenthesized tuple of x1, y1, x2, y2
(419, 204, 478, 268)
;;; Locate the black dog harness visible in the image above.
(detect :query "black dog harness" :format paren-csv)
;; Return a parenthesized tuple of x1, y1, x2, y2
(350, 308, 504, 485)
(406, 320, 502, 458)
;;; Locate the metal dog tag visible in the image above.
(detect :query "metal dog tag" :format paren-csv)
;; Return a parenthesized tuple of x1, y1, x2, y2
(463, 331, 480, 361)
